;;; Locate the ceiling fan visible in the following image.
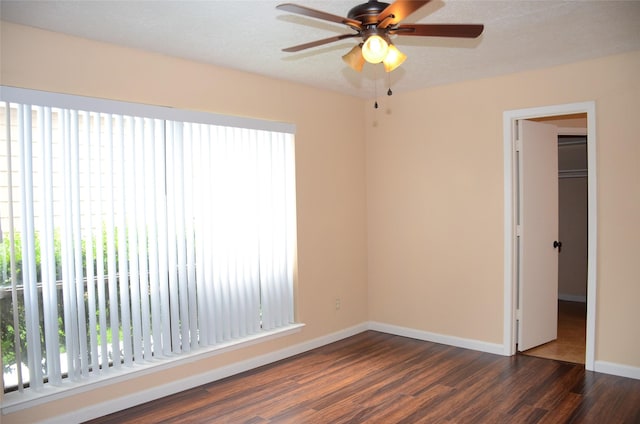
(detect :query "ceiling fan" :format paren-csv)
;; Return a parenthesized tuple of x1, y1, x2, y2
(277, 0, 484, 72)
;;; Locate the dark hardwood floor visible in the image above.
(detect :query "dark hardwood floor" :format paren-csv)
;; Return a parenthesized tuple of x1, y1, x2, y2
(86, 331, 640, 423)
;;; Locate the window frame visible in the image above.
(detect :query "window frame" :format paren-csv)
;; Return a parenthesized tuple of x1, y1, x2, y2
(0, 86, 302, 413)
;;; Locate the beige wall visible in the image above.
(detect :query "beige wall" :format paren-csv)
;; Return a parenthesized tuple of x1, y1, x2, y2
(2, 19, 640, 423)
(0, 22, 368, 423)
(366, 50, 640, 364)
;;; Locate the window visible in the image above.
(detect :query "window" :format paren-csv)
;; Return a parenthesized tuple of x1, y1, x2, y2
(0, 87, 297, 394)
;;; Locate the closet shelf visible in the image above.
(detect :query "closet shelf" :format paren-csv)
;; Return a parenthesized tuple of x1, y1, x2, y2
(559, 168, 588, 179)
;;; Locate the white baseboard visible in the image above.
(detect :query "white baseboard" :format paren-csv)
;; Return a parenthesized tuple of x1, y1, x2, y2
(43, 323, 369, 424)
(368, 321, 505, 356)
(558, 293, 587, 303)
(594, 360, 640, 380)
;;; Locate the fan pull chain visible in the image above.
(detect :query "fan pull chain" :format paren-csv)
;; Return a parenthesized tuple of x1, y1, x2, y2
(374, 65, 379, 109)
(387, 71, 393, 96)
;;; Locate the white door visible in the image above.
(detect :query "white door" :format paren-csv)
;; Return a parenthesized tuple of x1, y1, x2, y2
(517, 119, 559, 351)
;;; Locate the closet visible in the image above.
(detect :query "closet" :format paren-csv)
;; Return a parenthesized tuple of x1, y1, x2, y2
(558, 134, 588, 303)
(522, 120, 588, 364)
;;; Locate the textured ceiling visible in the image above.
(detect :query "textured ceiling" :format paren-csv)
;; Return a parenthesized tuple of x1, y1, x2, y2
(2, 0, 640, 98)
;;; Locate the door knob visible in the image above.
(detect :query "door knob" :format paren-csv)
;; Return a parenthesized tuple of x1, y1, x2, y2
(553, 240, 562, 252)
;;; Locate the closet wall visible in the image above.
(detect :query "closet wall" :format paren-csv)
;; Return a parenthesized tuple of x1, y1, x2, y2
(558, 137, 588, 301)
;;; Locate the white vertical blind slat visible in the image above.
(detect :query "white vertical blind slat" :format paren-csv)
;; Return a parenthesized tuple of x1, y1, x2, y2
(234, 128, 246, 338)
(5, 102, 25, 391)
(146, 119, 162, 357)
(198, 124, 216, 346)
(115, 115, 133, 366)
(40, 106, 62, 385)
(105, 113, 121, 369)
(81, 111, 99, 375)
(173, 123, 190, 351)
(156, 122, 171, 356)
(247, 130, 261, 335)
(136, 119, 153, 361)
(137, 119, 152, 361)
(19, 104, 44, 389)
(280, 133, 296, 325)
(211, 126, 225, 342)
(273, 134, 288, 327)
(60, 109, 78, 380)
(191, 124, 208, 347)
(284, 133, 296, 324)
(127, 117, 143, 363)
(166, 122, 180, 352)
(71, 110, 90, 377)
(183, 124, 198, 350)
(211, 125, 221, 341)
(94, 112, 109, 372)
(257, 130, 273, 330)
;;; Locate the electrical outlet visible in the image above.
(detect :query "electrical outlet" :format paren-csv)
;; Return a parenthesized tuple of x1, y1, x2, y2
(335, 297, 341, 310)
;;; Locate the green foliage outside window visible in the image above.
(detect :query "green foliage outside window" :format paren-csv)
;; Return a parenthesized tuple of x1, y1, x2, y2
(1, 226, 121, 380)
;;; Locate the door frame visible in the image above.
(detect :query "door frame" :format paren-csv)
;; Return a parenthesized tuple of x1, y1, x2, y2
(502, 101, 597, 371)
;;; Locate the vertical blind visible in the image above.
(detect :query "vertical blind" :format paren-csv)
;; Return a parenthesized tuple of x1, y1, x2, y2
(0, 88, 296, 393)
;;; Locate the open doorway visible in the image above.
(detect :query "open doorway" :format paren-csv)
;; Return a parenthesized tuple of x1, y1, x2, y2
(522, 123, 588, 364)
(502, 102, 597, 371)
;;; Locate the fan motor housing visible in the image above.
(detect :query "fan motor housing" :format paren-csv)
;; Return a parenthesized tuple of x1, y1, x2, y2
(347, 0, 390, 25)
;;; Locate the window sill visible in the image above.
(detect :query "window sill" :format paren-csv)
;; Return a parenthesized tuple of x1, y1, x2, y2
(1, 323, 305, 415)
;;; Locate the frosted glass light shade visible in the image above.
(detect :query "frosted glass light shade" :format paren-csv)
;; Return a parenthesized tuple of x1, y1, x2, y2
(342, 44, 365, 72)
(362, 35, 389, 64)
(383, 44, 407, 72)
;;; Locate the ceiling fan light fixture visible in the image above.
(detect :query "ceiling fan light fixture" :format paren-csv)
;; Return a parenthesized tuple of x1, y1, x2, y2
(342, 43, 365, 72)
(382, 44, 407, 72)
(278, 1, 485, 80)
(361, 34, 389, 64)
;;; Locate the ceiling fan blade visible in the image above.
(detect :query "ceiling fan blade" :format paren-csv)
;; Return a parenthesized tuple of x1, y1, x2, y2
(282, 33, 360, 52)
(392, 24, 484, 38)
(377, 0, 431, 29)
(277, 3, 362, 30)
